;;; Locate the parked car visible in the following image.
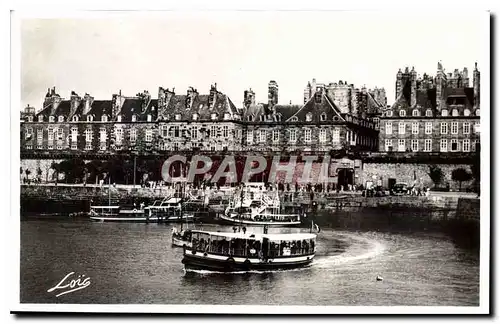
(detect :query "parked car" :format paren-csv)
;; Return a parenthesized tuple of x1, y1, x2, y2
(391, 183, 409, 195)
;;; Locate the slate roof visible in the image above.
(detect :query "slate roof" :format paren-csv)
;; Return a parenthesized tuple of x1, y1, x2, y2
(287, 94, 344, 122)
(160, 92, 238, 121)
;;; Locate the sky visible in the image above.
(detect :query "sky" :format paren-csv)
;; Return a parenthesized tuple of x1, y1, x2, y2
(20, 11, 484, 110)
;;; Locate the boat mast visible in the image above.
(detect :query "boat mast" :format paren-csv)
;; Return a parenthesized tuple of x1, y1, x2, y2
(180, 182, 184, 232)
(238, 183, 244, 232)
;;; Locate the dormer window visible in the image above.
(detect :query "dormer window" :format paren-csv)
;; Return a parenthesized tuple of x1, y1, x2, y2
(464, 109, 471, 116)
(175, 114, 181, 121)
(101, 115, 108, 122)
(199, 104, 204, 109)
(87, 115, 93, 122)
(386, 110, 393, 117)
(441, 110, 448, 117)
(27, 116, 33, 122)
(314, 92, 322, 103)
(72, 115, 79, 122)
(399, 110, 406, 117)
(476, 109, 480, 116)
(117, 115, 122, 122)
(192, 113, 199, 121)
(412, 109, 420, 117)
(147, 115, 152, 122)
(452, 109, 459, 117)
(49, 116, 55, 123)
(260, 115, 265, 122)
(58, 116, 64, 122)
(247, 116, 253, 122)
(306, 113, 313, 122)
(211, 113, 217, 120)
(333, 116, 339, 121)
(426, 109, 433, 117)
(290, 116, 298, 122)
(224, 113, 231, 120)
(275, 114, 282, 122)
(320, 113, 327, 121)
(38, 115, 43, 122)
(130, 115, 136, 122)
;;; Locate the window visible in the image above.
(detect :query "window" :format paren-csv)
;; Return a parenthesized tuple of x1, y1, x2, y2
(72, 115, 79, 122)
(211, 113, 217, 120)
(319, 129, 327, 142)
(210, 144, 216, 152)
(130, 129, 137, 143)
(288, 129, 298, 143)
(27, 116, 33, 122)
(399, 110, 406, 117)
(117, 115, 122, 122)
(38, 115, 43, 122)
(71, 143, 77, 150)
(441, 110, 448, 117)
(49, 116, 55, 123)
(115, 128, 123, 144)
(260, 115, 265, 122)
(173, 142, 180, 151)
(304, 129, 312, 143)
(131, 115, 137, 122)
(474, 122, 480, 133)
(426, 109, 433, 117)
(398, 139, 405, 152)
(56, 127, 63, 140)
(85, 142, 92, 151)
(275, 114, 282, 122)
(56, 143, 63, 150)
(25, 127, 33, 139)
(412, 122, 419, 134)
(223, 126, 229, 138)
(463, 122, 470, 134)
(385, 139, 393, 152)
(100, 129, 107, 142)
(332, 128, 340, 143)
(147, 115, 152, 122)
(320, 113, 326, 121)
(259, 129, 266, 143)
(476, 109, 480, 116)
(425, 122, 432, 134)
(25, 145, 33, 150)
(386, 110, 393, 117)
(169, 125, 180, 138)
(411, 139, 419, 152)
(440, 122, 448, 134)
(440, 139, 448, 152)
(87, 115, 93, 122)
(464, 109, 471, 116)
(463, 139, 470, 152)
(412, 109, 420, 117)
(145, 129, 152, 142)
(191, 127, 198, 140)
(306, 113, 312, 122)
(451, 122, 458, 134)
(246, 130, 253, 144)
(210, 125, 217, 138)
(100, 142, 106, 151)
(193, 114, 199, 121)
(451, 139, 459, 152)
(37, 129, 43, 143)
(385, 122, 392, 135)
(290, 116, 298, 122)
(48, 127, 54, 141)
(272, 130, 280, 143)
(452, 109, 459, 117)
(48, 144, 54, 150)
(398, 122, 405, 135)
(85, 128, 93, 142)
(247, 116, 253, 122)
(101, 115, 108, 122)
(424, 139, 432, 152)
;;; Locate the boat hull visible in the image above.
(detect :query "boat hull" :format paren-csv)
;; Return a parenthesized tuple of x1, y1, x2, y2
(182, 249, 314, 272)
(217, 214, 301, 227)
(89, 215, 195, 223)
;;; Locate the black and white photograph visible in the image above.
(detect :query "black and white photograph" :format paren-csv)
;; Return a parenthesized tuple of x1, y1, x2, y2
(9, 5, 490, 315)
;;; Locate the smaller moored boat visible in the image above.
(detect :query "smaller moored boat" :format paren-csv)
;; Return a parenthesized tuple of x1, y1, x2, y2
(182, 230, 316, 272)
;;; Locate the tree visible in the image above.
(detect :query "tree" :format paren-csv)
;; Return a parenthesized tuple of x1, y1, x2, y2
(452, 168, 473, 191)
(50, 162, 61, 182)
(428, 165, 444, 187)
(25, 169, 31, 179)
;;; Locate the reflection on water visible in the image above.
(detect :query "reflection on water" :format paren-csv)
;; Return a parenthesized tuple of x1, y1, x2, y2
(20, 216, 479, 306)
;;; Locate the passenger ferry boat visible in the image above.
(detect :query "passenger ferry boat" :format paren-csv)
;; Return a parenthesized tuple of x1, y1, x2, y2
(144, 197, 195, 223)
(182, 230, 317, 272)
(89, 204, 150, 222)
(219, 190, 302, 227)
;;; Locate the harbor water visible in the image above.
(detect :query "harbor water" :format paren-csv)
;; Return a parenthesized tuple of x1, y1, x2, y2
(20, 215, 479, 306)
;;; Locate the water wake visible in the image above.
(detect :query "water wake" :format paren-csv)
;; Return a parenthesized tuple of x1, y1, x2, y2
(312, 232, 387, 268)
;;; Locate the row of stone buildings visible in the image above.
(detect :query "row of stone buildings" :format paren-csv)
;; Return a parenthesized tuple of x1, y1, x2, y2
(20, 62, 480, 157)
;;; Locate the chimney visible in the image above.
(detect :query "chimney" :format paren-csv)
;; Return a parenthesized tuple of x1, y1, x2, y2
(244, 88, 255, 108)
(303, 82, 312, 104)
(411, 66, 417, 107)
(463, 67, 469, 87)
(209, 83, 218, 109)
(186, 87, 197, 109)
(69, 91, 81, 118)
(83, 93, 94, 115)
(435, 62, 446, 110)
(268, 80, 278, 108)
(395, 68, 403, 99)
(473, 62, 480, 109)
(112, 90, 126, 119)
